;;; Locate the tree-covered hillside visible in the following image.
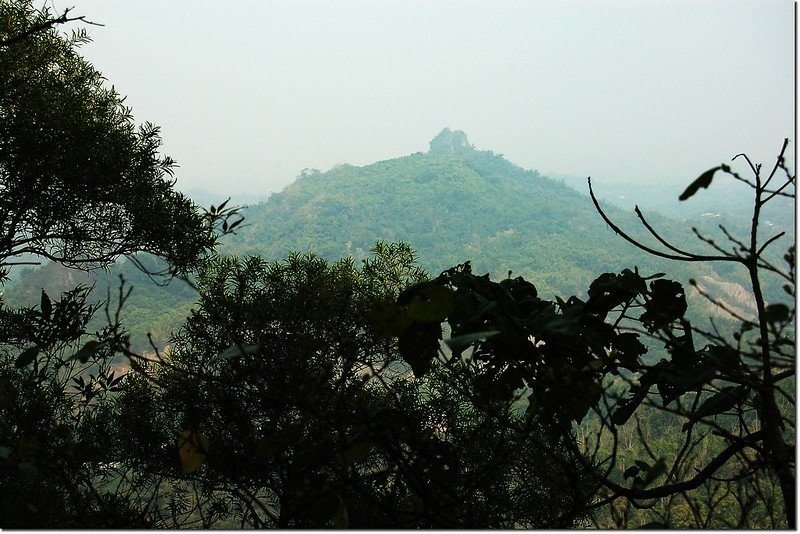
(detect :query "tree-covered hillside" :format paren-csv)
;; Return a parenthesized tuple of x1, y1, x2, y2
(227, 128, 725, 299)
(6, 128, 774, 352)
(3, 256, 196, 352)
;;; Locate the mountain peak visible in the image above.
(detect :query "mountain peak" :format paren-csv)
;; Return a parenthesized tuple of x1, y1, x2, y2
(429, 128, 474, 155)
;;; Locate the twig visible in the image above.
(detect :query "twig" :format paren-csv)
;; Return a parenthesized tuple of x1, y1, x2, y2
(0, 7, 103, 47)
(588, 178, 737, 264)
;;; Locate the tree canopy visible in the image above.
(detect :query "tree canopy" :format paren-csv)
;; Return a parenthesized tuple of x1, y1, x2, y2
(0, 2, 237, 526)
(0, 0, 235, 276)
(97, 245, 592, 528)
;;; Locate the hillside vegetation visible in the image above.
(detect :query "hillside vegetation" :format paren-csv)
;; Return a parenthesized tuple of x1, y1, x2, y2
(6, 129, 774, 350)
(228, 128, 720, 299)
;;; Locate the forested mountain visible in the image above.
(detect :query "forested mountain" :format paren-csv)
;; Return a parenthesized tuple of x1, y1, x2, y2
(2, 3, 793, 528)
(227, 128, 724, 299)
(4, 257, 196, 352)
(7, 128, 776, 351)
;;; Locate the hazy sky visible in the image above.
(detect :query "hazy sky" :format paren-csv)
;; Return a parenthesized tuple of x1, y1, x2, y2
(61, 0, 794, 194)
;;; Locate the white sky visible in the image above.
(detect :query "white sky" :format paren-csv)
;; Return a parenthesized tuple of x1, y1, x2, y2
(60, 0, 794, 194)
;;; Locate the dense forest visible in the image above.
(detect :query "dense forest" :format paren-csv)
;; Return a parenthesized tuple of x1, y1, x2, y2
(0, 2, 795, 529)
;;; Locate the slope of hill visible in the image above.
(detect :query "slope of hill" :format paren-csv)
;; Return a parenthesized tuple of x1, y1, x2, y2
(6, 128, 788, 350)
(3, 255, 196, 353)
(226, 128, 719, 298)
(556, 173, 794, 235)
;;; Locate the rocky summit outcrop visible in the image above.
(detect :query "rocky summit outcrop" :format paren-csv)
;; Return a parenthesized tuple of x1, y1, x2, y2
(429, 128, 474, 156)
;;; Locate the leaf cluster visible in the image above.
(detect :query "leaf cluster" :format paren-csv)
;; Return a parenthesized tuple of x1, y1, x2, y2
(0, 1, 229, 276)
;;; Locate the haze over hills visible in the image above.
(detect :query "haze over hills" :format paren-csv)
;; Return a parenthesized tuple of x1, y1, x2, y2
(178, 188, 270, 211)
(225, 128, 721, 298)
(557, 173, 794, 234)
(6, 128, 788, 350)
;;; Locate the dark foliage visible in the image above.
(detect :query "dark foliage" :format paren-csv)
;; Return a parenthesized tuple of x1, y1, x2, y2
(0, 1, 238, 527)
(393, 142, 795, 528)
(0, 1, 238, 277)
(100, 245, 593, 528)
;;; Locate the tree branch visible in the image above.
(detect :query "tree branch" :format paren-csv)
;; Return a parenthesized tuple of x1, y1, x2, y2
(757, 232, 786, 257)
(0, 8, 102, 47)
(634, 206, 724, 260)
(588, 178, 737, 263)
(603, 430, 766, 501)
(762, 138, 790, 191)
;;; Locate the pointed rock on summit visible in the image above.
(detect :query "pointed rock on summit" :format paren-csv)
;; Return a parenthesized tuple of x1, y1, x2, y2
(429, 128, 474, 156)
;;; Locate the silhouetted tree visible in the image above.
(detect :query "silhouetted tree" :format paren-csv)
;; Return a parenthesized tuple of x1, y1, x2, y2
(102, 243, 592, 528)
(585, 140, 794, 528)
(0, 0, 239, 278)
(0, 2, 238, 527)
(394, 141, 794, 528)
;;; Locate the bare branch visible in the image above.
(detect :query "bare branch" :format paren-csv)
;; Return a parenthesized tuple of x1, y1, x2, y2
(757, 231, 786, 257)
(732, 153, 759, 177)
(603, 430, 766, 501)
(717, 225, 750, 254)
(635, 206, 729, 260)
(762, 138, 791, 191)
(692, 226, 743, 258)
(0, 7, 103, 47)
(588, 178, 736, 264)
(725, 169, 758, 190)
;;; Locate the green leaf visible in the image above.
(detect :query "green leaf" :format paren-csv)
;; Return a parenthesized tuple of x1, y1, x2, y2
(398, 322, 441, 378)
(764, 303, 790, 323)
(613, 333, 647, 366)
(178, 430, 209, 474)
(40, 289, 52, 321)
(612, 372, 658, 426)
(704, 345, 742, 371)
(634, 460, 650, 471)
(71, 340, 101, 363)
(642, 279, 687, 330)
(14, 346, 40, 368)
(444, 330, 500, 357)
(213, 344, 261, 361)
(679, 166, 721, 201)
(687, 386, 748, 427)
(370, 302, 412, 338)
(623, 465, 639, 479)
(339, 442, 373, 465)
(508, 396, 530, 418)
(638, 457, 667, 487)
(406, 285, 455, 322)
